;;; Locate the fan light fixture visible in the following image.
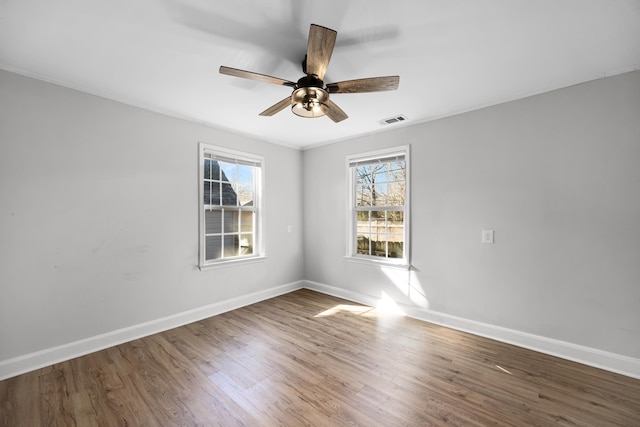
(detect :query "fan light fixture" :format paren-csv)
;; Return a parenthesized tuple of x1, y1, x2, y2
(291, 87, 329, 118)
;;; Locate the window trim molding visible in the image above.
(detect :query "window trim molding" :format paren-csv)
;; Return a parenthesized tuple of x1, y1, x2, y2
(346, 144, 410, 267)
(198, 142, 265, 269)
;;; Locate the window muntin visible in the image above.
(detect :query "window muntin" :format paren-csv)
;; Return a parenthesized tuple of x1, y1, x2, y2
(349, 146, 409, 264)
(199, 144, 262, 267)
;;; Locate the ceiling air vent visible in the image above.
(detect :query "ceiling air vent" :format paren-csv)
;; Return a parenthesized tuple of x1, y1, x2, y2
(380, 114, 408, 126)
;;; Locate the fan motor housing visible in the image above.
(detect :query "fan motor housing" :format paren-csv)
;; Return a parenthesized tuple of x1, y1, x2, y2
(296, 75, 324, 89)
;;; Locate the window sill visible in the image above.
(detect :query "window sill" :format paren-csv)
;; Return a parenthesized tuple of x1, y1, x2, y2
(344, 255, 411, 270)
(199, 256, 266, 271)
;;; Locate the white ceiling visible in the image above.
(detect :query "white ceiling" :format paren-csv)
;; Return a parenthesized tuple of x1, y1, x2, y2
(2, 1, 640, 149)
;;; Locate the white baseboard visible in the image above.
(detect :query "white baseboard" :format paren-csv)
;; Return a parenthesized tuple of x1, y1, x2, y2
(302, 280, 640, 379)
(4, 279, 638, 381)
(0, 281, 304, 381)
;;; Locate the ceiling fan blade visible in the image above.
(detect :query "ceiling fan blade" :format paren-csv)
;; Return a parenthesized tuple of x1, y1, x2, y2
(326, 76, 400, 94)
(321, 99, 348, 123)
(259, 97, 293, 116)
(219, 66, 296, 87)
(306, 24, 337, 81)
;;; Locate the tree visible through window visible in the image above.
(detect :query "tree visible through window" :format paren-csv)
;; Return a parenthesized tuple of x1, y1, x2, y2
(200, 144, 262, 266)
(349, 146, 409, 263)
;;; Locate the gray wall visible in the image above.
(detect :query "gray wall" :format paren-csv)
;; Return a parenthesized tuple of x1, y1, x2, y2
(0, 69, 304, 361)
(2, 67, 639, 374)
(303, 70, 640, 359)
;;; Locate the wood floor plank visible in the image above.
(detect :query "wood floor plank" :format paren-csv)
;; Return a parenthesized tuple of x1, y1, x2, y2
(1, 288, 639, 426)
(0, 370, 42, 427)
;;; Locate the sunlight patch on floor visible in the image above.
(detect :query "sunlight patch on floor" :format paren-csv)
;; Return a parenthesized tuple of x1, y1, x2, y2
(495, 365, 513, 375)
(315, 304, 373, 317)
(314, 292, 406, 318)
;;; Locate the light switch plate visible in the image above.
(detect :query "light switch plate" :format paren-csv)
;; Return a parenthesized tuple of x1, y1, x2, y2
(482, 229, 494, 244)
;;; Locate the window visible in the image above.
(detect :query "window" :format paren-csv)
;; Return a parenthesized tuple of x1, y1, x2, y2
(347, 146, 409, 265)
(199, 143, 263, 267)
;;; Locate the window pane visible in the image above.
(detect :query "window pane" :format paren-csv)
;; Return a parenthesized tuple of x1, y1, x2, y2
(373, 164, 389, 184)
(237, 165, 254, 206)
(388, 211, 404, 258)
(205, 236, 222, 260)
(389, 160, 405, 174)
(224, 235, 239, 257)
(356, 211, 369, 234)
(371, 237, 387, 257)
(388, 211, 404, 234)
(240, 234, 253, 255)
(220, 182, 237, 206)
(220, 161, 236, 183)
(204, 159, 212, 180)
(371, 211, 386, 255)
(371, 211, 385, 233)
(371, 210, 385, 220)
(240, 211, 254, 232)
(357, 211, 369, 221)
(356, 185, 371, 207)
(238, 190, 253, 207)
(355, 165, 371, 185)
(389, 241, 403, 258)
(224, 210, 239, 233)
(357, 234, 370, 255)
(387, 181, 405, 206)
(211, 160, 221, 181)
(205, 210, 222, 234)
(212, 182, 221, 205)
(372, 182, 388, 206)
(203, 182, 211, 205)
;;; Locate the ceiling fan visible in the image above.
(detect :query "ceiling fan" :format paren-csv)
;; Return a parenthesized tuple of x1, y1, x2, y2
(219, 24, 399, 123)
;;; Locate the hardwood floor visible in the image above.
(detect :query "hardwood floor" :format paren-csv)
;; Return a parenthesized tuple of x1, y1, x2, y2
(1, 289, 639, 426)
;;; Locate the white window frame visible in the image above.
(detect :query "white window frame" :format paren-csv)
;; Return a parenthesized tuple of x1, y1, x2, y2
(346, 145, 410, 268)
(199, 143, 264, 269)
